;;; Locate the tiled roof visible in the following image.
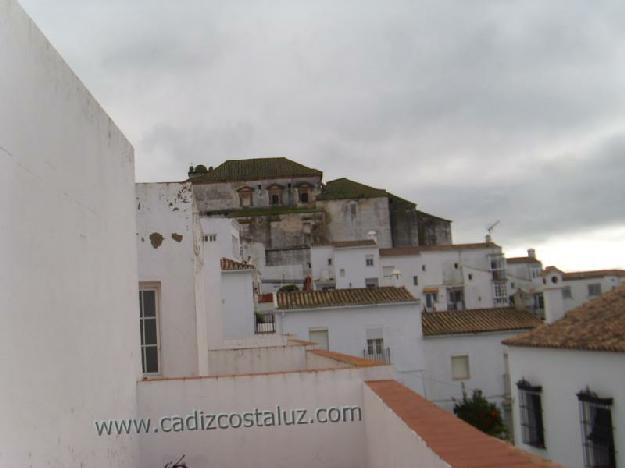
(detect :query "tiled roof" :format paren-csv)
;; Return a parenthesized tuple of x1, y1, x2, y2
(190, 157, 322, 183)
(503, 283, 625, 352)
(366, 380, 560, 468)
(380, 242, 500, 257)
(220, 258, 255, 271)
(277, 287, 416, 310)
(422, 308, 542, 336)
(507, 256, 542, 265)
(562, 269, 625, 281)
(309, 349, 386, 367)
(317, 178, 388, 200)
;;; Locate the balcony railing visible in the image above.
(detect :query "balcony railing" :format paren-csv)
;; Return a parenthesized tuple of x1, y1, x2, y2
(254, 312, 275, 334)
(363, 347, 391, 364)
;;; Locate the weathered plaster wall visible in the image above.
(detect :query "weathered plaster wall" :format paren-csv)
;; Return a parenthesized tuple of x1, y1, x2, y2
(0, 1, 140, 465)
(136, 182, 199, 377)
(193, 176, 322, 212)
(318, 198, 393, 249)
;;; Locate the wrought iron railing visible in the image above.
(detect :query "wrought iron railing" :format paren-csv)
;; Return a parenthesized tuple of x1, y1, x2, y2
(363, 347, 391, 364)
(254, 312, 276, 334)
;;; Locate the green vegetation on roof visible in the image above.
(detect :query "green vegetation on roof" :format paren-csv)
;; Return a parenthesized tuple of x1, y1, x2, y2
(189, 157, 322, 183)
(317, 178, 388, 201)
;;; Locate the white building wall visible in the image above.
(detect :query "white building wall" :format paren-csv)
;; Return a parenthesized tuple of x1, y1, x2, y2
(380, 246, 501, 311)
(363, 385, 450, 468)
(507, 347, 625, 468)
(563, 275, 625, 312)
(422, 332, 521, 411)
(277, 304, 426, 393)
(222, 270, 255, 339)
(137, 369, 371, 468)
(335, 246, 381, 289)
(0, 1, 140, 465)
(136, 182, 199, 377)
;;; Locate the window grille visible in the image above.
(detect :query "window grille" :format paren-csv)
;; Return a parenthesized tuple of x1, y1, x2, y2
(577, 389, 616, 468)
(517, 379, 545, 448)
(588, 283, 602, 297)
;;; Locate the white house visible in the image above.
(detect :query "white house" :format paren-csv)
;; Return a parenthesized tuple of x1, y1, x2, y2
(504, 281, 625, 468)
(380, 241, 508, 312)
(506, 249, 545, 316)
(560, 269, 625, 312)
(311, 239, 381, 289)
(421, 307, 542, 433)
(276, 287, 427, 393)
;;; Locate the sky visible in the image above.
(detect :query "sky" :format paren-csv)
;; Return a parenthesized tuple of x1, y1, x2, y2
(19, 0, 625, 271)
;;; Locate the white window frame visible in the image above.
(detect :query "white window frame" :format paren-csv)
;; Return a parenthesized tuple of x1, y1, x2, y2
(451, 355, 470, 380)
(139, 282, 161, 376)
(365, 255, 374, 267)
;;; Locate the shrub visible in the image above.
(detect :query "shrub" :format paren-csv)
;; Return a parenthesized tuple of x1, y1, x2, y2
(453, 389, 507, 439)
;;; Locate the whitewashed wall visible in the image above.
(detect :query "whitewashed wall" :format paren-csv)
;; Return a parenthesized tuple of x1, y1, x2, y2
(381, 247, 501, 311)
(277, 303, 426, 393)
(507, 347, 625, 468)
(422, 331, 521, 411)
(0, 1, 140, 465)
(335, 246, 381, 289)
(136, 182, 199, 377)
(563, 275, 625, 312)
(363, 385, 450, 468)
(137, 369, 372, 468)
(222, 270, 255, 338)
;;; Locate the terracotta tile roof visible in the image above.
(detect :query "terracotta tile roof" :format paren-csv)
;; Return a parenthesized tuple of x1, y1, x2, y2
(220, 257, 255, 271)
(422, 308, 542, 336)
(309, 349, 386, 367)
(190, 157, 322, 183)
(507, 256, 542, 265)
(503, 283, 625, 352)
(380, 242, 500, 257)
(317, 178, 388, 200)
(277, 287, 416, 310)
(366, 380, 560, 468)
(562, 269, 625, 281)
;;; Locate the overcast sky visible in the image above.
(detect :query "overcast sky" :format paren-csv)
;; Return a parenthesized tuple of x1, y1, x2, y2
(20, 0, 625, 270)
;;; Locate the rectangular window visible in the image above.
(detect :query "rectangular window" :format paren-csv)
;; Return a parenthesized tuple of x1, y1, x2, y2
(327, 258, 333, 266)
(562, 286, 572, 299)
(425, 292, 438, 309)
(382, 266, 394, 278)
(588, 283, 602, 297)
(422, 264, 426, 272)
(578, 390, 616, 468)
(413, 276, 418, 286)
(451, 355, 470, 380)
(339, 268, 346, 277)
(365, 277, 379, 289)
(517, 380, 545, 448)
(309, 328, 329, 351)
(299, 190, 309, 203)
(139, 286, 160, 375)
(365, 255, 374, 267)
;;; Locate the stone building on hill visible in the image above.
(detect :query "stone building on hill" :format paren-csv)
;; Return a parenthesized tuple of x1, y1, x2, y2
(188, 158, 451, 291)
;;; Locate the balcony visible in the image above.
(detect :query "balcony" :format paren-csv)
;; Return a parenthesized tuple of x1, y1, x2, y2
(254, 312, 276, 334)
(363, 347, 391, 364)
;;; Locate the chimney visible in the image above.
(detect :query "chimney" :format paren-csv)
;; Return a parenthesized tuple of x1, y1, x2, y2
(527, 248, 536, 259)
(485, 234, 492, 243)
(543, 267, 565, 323)
(367, 230, 378, 244)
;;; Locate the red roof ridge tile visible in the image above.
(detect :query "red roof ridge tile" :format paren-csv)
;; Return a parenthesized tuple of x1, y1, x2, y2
(366, 380, 561, 467)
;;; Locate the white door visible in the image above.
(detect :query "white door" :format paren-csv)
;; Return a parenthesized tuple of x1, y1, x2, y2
(309, 328, 329, 351)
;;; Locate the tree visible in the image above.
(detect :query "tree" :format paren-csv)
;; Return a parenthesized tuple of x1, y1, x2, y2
(278, 284, 299, 292)
(453, 389, 507, 439)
